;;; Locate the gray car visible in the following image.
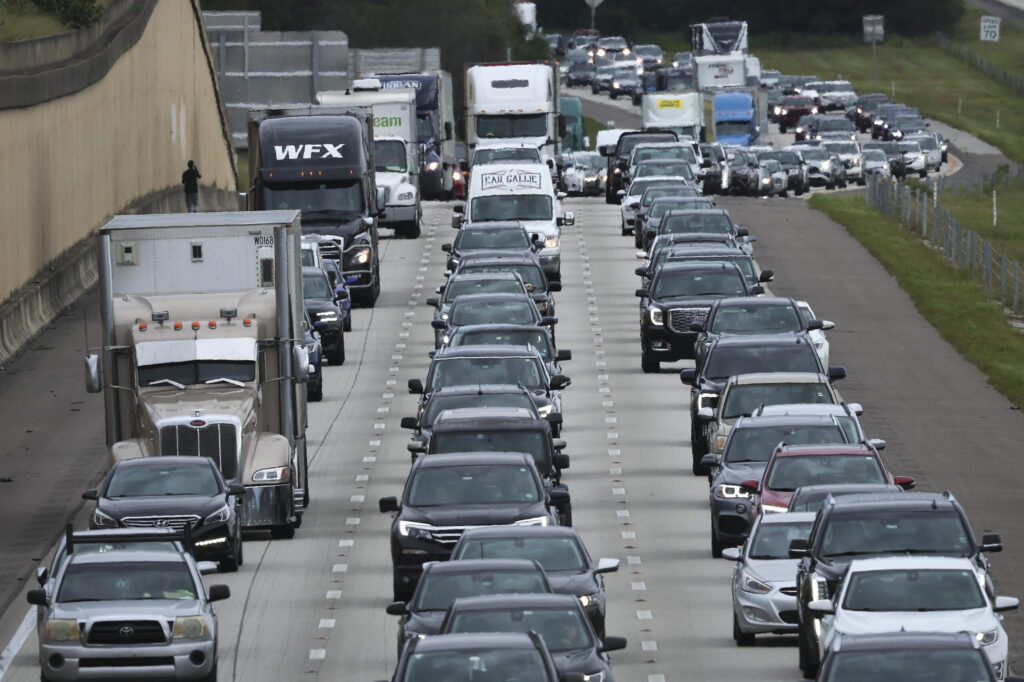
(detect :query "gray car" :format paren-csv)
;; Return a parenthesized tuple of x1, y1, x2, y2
(28, 529, 229, 681)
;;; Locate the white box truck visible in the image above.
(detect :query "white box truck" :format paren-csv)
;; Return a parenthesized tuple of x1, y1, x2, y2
(642, 93, 704, 140)
(85, 211, 311, 539)
(694, 55, 748, 91)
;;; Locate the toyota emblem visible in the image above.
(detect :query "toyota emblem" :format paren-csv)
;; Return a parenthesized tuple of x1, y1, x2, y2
(119, 625, 135, 639)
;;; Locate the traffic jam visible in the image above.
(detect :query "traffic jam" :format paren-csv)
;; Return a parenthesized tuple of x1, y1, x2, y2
(9, 13, 1021, 682)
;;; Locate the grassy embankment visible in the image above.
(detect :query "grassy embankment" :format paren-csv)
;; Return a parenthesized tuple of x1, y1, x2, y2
(0, 2, 64, 41)
(583, 117, 606, 150)
(810, 192, 1024, 408)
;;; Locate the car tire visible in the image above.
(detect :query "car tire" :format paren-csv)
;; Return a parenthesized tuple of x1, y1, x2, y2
(711, 520, 723, 558)
(825, 182, 834, 190)
(779, 124, 786, 134)
(610, 91, 618, 100)
(858, 178, 866, 186)
(557, 503, 573, 527)
(632, 94, 641, 106)
(691, 427, 709, 475)
(621, 219, 630, 236)
(779, 190, 788, 198)
(343, 315, 352, 332)
(919, 170, 927, 179)
(800, 627, 820, 678)
(634, 229, 643, 250)
(220, 547, 240, 573)
(328, 334, 345, 365)
(640, 347, 659, 374)
(308, 381, 323, 402)
(270, 523, 296, 540)
(733, 612, 755, 646)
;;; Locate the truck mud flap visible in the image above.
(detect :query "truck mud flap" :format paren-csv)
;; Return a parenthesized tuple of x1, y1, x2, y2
(241, 484, 293, 528)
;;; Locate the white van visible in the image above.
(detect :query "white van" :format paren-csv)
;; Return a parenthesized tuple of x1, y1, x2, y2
(453, 163, 574, 281)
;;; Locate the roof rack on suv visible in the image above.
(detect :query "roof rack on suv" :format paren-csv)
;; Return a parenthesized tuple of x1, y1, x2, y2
(63, 523, 190, 554)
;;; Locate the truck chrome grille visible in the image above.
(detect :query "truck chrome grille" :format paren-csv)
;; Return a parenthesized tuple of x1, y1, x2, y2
(121, 515, 201, 532)
(428, 526, 471, 546)
(667, 307, 710, 334)
(88, 620, 166, 645)
(160, 423, 238, 479)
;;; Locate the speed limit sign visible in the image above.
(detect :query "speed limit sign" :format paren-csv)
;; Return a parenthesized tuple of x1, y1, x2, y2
(981, 15, 1001, 42)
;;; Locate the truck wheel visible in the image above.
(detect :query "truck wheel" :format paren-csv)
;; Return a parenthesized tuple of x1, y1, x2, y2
(610, 91, 618, 100)
(398, 220, 421, 239)
(640, 346, 659, 373)
(270, 523, 295, 539)
(557, 503, 573, 527)
(779, 124, 787, 134)
(308, 381, 323, 402)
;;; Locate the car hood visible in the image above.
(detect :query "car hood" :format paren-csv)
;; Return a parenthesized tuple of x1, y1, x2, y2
(552, 648, 607, 675)
(404, 609, 446, 637)
(305, 299, 340, 316)
(718, 462, 768, 485)
(404, 503, 549, 526)
(101, 495, 226, 519)
(744, 557, 800, 584)
(652, 294, 727, 307)
(545, 570, 597, 597)
(833, 608, 996, 637)
(54, 599, 203, 620)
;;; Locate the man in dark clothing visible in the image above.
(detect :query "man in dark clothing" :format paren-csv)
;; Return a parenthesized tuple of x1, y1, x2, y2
(182, 160, 201, 212)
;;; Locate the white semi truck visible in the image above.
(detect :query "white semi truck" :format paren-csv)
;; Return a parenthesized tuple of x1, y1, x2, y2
(317, 84, 423, 238)
(85, 211, 311, 539)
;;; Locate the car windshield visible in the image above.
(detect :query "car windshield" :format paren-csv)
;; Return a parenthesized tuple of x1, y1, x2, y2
(635, 147, 696, 164)
(106, 465, 221, 497)
(663, 254, 753, 281)
(58, 561, 197, 602)
(661, 214, 733, 235)
(407, 464, 541, 506)
(474, 148, 542, 165)
(651, 199, 713, 220)
(724, 425, 846, 464)
(842, 569, 985, 612)
(402, 649, 549, 682)
(704, 343, 821, 381)
(411, 570, 549, 612)
(453, 329, 554, 358)
(431, 357, 544, 390)
(431, 431, 547, 465)
(619, 135, 676, 158)
(460, 264, 546, 290)
(762, 160, 781, 173)
(450, 300, 536, 326)
(447, 607, 592, 652)
(820, 510, 972, 558)
(613, 68, 638, 80)
(635, 162, 693, 179)
(374, 139, 407, 172)
(138, 360, 255, 387)
(629, 179, 674, 198)
(443, 279, 525, 304)
(423, 393, 536, 424)
(823, 649, 991, 682)
(476, 114, 547, 139)
(748, 520, 813, 560)
(910, 136, 938, 150)
(896, 117, 927, 129)
(766, 454, 884, 491)
(263, 180, 364, 216)
(761, 151, 800, 165)
(863, 150, 887, 163)
(456, 229, 530, 251)
(570, 154, 603, 171)
(710, 303, 803, 334)
(899, 142, 923, 153)
(471, 195, 553, 222)
(454, 537, 586, 572)
(652, 269, 746, 298)
(303, 274, 333, 300)
(722, 383, 835, 419)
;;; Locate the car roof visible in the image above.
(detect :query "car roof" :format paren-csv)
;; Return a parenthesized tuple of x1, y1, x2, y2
(713, 296, 794, 308)
(711, 333, 813, 349)
(433, 344, 542, 359)
(427, 384, 533, 397)
(793, 483, 899, 496)
(459, 252, 540, 266)
(458, 221, 526, 231)
(657, 260, 743, 275)
(828, 491, 956, 513)
(733, 414, 846, 430)
(449, 593, 581, 612)
(845, 555, 975, 573)
(773, 443, 874, 457)
(450, 292, 534, 305)
(433, 406, 541, 425)
(454, 323, 552, 336)
(755, 511, 817, 526)
(448, 270, 523, 281)
(410, 631, 541, 653)
(660, 208, 729, 217)
(458, 525, 581, 541)
(67, 549, 190, 566)
(412, 451, 534, 468)
(301, 266, 327, 277)
(111, 457, 217, 471)
(664, 246, 746, 257)
(726, 372, 828, 386)
(423, 558, 545, 575)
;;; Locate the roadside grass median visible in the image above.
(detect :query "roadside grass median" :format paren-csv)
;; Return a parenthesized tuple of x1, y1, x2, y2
(949, 6, 1024, 75)
(809, 192, 1024, 408)
(0, 3, 64, 41)
(584, 116, 607, 150)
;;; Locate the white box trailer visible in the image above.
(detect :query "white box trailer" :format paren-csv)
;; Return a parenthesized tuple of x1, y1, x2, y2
(642, 93, 703, 140)
(694, 55, 747, 91)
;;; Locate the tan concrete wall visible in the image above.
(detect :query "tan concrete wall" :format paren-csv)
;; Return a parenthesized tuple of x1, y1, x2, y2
(0, 0, 236, 304)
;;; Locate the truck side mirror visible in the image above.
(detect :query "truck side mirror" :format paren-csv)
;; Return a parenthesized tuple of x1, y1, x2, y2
(82, 489, 98, 500)
(293, 346, 310, 384)
(400, 417, 418, 430)
(375, 186, 388, 211)
(556, 349, 572, 361)
(599, 144, 612, 157)
(563, 211, 575, 226)
(736, 227, 749, 238)
(84, 353, 102, 393)
(408, 379, 424, 394)
(554, 453, 570, 469)
(444, 121, 453, 141)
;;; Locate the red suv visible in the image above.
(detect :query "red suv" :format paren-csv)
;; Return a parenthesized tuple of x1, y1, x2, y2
(741, 443, 915, 514)
(777, 96, 817, 134)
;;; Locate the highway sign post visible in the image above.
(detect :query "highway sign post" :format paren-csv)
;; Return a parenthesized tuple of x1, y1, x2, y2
(584, 0, 604, 30)
(863, 15, 884, 86)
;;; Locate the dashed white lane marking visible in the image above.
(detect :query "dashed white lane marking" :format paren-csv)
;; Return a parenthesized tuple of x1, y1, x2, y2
(631, 582, 647, 591)
(609, 467, 622, 475)
(637, 610, 653, 620)
(309, 649, 327, 660)
(319, 619, 336, 629)
(345, 517, 360, 526)
(605, 417, 617, 424)
(362, 456, 376, 463)
(332, 564, 348, 573)
(0, 608, 34, 677)
(326, 590, 342, 599)
(622, 531, 636, 539)
(599, 387, 611, 393)
(649, 673, 667, 681)
(350, 495, 365, 503)
(642, 640, 658, 651)
(627, 555, 642, 565)
(338, 540, 354, 548)
(374, 423, 386, 430)
(382, 392, 394, 399)
(602, 399, 613, 406)
(616, 510, 630, 518)
(369, 440, 381, 447)
(385, 379, 396, 385)
(596, 361, 607, 368)
(377, 406, 390, 413)
(612, 487, 626, 495)
(608, 449, 620, 456)
(606, 432, 618, 440)
(355, 475, 369, 482)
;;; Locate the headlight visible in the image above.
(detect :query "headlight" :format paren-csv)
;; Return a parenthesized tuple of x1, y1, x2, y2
(397, 191, 414, 201)
(775, 107, 784, 115)
(173, 616, 209, 640)
(821, 161, 831, 171)
(622, 47, 631, 55)
(352, 248, 371, 265)
(578, 592, 601, 608)
(795, 127, 803, 134)
(515, 516, 551, 527)
(579, 673, 605, 682)
(647, 307, 663, 326)
(452, 170, 462, 181)
(740, 571, 773, 594)
(892, 130, 903, 139)
(811, 107, 819, 114)
(596, 48, 606, 57)
(45, 619, 79, 642)
(252, 466, 289, 482)
(696, 392, 718, 410)
(426, 161, 441, 171)
(205, 504, 231, 524)
(762, 503, 788, 514)
(544, 237, 559, 249)
(977, 630, 999, 646)
(398, 520, 433, 540)
(715, 484, 751, 499)
(537, 403, 554, 418)
(440, 312, 449, 321)
(585, 175, 597, 182)
(613, 168, 620, 174)
(672, 60, 679, 67)
(656, 57, 662, 64)
(612, 81, 620, 89)
(852, 157, 862, 166)
(873, 118, 883, 125)
(761, 177, 771, 185)
(92, 508, 118, 528)
(316, 311, 338, 322)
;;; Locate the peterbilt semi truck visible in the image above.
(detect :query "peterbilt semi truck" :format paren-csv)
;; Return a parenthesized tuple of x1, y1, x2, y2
(85, 211, 310, 539)
(247, 107, 383, 306)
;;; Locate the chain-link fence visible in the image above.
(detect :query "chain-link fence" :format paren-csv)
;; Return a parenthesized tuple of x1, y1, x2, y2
(936, 32, 1024, 97)
(865, 176, 1024, 314)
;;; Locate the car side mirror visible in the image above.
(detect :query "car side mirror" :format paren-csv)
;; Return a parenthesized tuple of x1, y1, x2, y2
(827, 365, 847, 381)
(379, 496, 400, 513)
(868, 438, 887, 451)
(635, 289, 648, 298)
(758, 269, 775, 283)
(546, 412, 563, 427)
(635, 266, 648, 277)
(451, 214, 462, 229)
(84, 353, 101, 393)
(548, 488, 570, 505)
(789, 538, 809, 558)
(595, 557, 619, 574)
(599, 144, 612, 157)
(806, 318, 824, 331)
(751, 284, 765, 295)
(680, 368, 697, 385)
(995, 596, 1019, 613)
(82, 489, 98, 501)
(616, 190, 626, 197)
(386, 601, 408, 616)
(441, 243, 452, 252)
(408, 379, 424, 394)
(893, 475, 915, 490)
(430, 320, 447, 330)
(453, 204, 464, 214)
(721, 547, 741, 560)
(227, 483, 247, 496)
(293, 346, 310, 385)
(400, 417, 418, 430)
(552, 438, 567, 451)
(26, 588, 47, 606)
(207, 584, 231, 602)
(406, 441, 425, 453)
(563, 211, 575, 226)
(540, 316, 558, 326)
(820, 319, 835, 330)
(549, 375, 570, 390)
(554, 453, 570, 469)
(736, 227, 749, 238)
(847, 402, 864, 415)
(981, 532, 1003, 553)
(807, 599, 834, 616)
(426, 297, 439, 308)
(548, 281, 562, 292)
(601, 636, 627, 652)
(635, 250, 647, 259)
(556, 349, 572, 361)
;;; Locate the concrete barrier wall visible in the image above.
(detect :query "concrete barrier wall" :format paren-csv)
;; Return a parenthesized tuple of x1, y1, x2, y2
(0, 0, 238, 363)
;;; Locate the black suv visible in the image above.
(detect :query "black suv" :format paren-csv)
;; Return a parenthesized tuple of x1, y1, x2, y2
(638, 261, 763, 373)
(692, 296, 822, 367)
(638, 245, 769, 293)
(441, 220, 540, 272)
(401, 384, 554, 446)
(410, 406, 572, 524)
(379, 451, 564, 600)
(431, 292, 552, 349)
(302, 266, 345, 364)
(600, 131, 679, 203)
(681, 334, 844, 474)
(791, 491, 1003, 678)
(453, 251, 561, 317)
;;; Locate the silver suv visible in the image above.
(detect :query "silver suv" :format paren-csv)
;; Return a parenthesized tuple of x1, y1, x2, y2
(28, 528, 229, 681)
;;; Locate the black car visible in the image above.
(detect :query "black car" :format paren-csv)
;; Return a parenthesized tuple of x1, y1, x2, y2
(692, 296, 822, 367)
(639, 196, 716, 251)
(872, 103, 919, 139)
(83, 457, 246, 571)
(453, 251, 561, 318)
(637, 261, 763, 374)
(609, 67, 642, 104)
(643, 208, 753, 255)
(439, 594, 627, 681)
(757, 149, 808, 195)
(432, 292, 552, 349)
(806, 116, 856, 142)
(428, 270, 529, 347)
(442, 221, 540, 272)
(302, 265, 345, 364)
(726, 149, 763, 196)
(847, 93, 892, 132)
(786, 482, 902, 513)
(381, 632, 575, 682)
(451, 525, 620, 637)
(446, 323, 571, 378)
(412, 406, 572, 524)
(379, 451, 564, 601)
(639, 245, 770, 292)
(632, 43, 664, 71)
(791, 491, 1003, 678)
(628, 180, 701, 242)
(704, 414, 853, 556)
(566, 60, 596, 87)
(887, 113, 929, 141)
(808, 632, 1024, 682)
(385, 558, 552, 654)
(400, 383, 548, 446)
(681, 334, 842, 473)
(600, 131, 679, 203)
(302, 306, 324, 402)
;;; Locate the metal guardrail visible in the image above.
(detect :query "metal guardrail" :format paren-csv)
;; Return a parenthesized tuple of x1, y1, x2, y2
(865, 176, 1024, 314)
(935, 32, 1024, 97)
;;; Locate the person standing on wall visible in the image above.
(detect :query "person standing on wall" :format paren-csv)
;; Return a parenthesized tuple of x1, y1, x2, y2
(182, 160, 201, 212)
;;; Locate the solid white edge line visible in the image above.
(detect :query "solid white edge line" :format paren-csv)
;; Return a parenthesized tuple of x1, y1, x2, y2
(0, 608, 35, 679)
